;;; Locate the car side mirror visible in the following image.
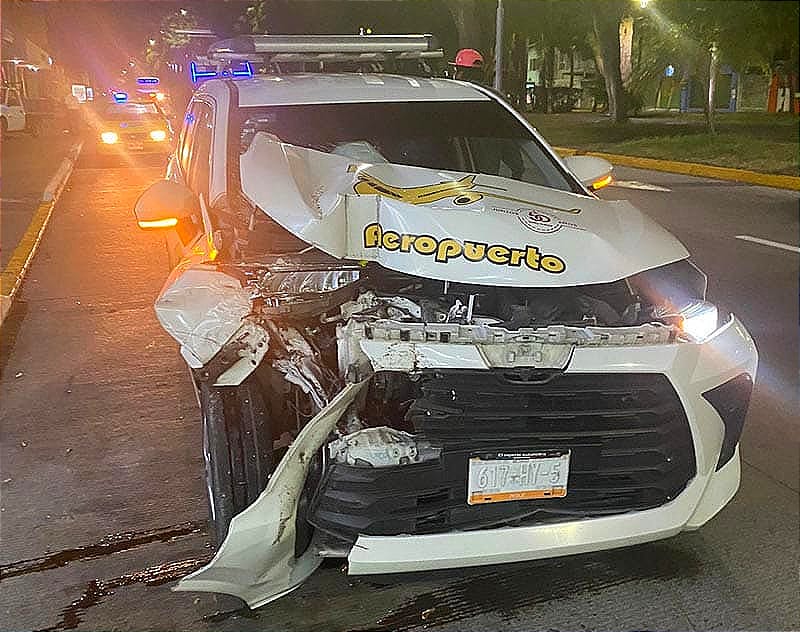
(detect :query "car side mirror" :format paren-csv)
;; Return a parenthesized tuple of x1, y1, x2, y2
(563, 155, 613, 191)
(134, 180, 198, 229)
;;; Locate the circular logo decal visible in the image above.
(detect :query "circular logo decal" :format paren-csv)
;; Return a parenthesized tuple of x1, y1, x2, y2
(519, 210, 561, 233)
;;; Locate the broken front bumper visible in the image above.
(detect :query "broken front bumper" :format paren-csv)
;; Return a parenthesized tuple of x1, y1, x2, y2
(175, 315, 756, 608)
(348, 316, 756, 573)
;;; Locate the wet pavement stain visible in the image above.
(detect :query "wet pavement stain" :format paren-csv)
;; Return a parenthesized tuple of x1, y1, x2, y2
(34, 556, 213, 632)
(361, 542, 702, 631)
(0, 521, 204, 580)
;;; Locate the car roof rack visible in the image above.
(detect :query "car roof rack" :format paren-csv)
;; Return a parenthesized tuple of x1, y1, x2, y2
(199, 34, 444, 77)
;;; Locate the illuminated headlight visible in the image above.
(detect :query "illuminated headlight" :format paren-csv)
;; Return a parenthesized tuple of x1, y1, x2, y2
(150, 129, 167, 142)
(679, 300, 719, 342)
(101, 131, 119, 144)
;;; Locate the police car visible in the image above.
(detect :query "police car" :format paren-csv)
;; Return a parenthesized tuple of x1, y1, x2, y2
(87, 94, 172, 157)
(133, 35, 757, 608)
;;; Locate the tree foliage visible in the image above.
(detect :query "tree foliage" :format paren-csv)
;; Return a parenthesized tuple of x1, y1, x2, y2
(145, 9, 200, 71)
(646, 0, 799, 130)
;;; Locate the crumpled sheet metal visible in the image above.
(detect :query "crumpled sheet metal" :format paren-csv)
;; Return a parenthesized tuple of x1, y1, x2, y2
(174, 380, 369, 608)
(155, 266, 252, 366)
(239, 133, 689, 288)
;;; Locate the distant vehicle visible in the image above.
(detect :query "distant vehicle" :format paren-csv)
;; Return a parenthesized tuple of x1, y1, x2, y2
(85, 98, 173, 157)
(1, 86, 42, 136)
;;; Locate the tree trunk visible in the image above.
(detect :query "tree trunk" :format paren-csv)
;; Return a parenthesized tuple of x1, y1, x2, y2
(445, 0, 484, 50)
(569, 48, 575, 89)
(544, 44, 555, 114)
(706, 43, 719, 133)
(592, 10, 626, 123)
(619, 16, 634, 89)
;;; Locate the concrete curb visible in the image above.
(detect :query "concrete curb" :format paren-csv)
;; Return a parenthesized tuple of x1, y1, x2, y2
(0, 141, 83, 325)
(554, 147, 800, 191)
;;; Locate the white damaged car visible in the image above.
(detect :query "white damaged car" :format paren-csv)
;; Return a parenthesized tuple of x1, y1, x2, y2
(135, 64, 757, 608)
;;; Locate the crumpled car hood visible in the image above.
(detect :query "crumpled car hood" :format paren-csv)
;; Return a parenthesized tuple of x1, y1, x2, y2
(240, 133, 688, 287)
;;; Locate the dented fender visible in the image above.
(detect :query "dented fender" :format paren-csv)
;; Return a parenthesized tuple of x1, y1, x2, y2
(174, 380, 369, 608)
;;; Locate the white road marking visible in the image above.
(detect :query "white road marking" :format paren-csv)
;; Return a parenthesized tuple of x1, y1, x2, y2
(735, 235, 800, 254)
(1, 197, 39, 204)
(611, 180, 671, 192)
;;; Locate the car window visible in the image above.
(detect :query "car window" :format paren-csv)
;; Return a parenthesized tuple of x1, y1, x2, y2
(238, 101, 579, 193)
(185, 103, 213, 200)
(99, 102, 161, 120)
(178, 103, 200, 175)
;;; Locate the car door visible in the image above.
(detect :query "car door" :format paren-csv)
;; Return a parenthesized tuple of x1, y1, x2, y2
(167, 100, 216, 268)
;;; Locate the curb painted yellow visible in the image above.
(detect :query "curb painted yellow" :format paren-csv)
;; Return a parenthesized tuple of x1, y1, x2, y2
(0, 142, 82, 325)
(0, 201, 55, 303)
(554, 147, 800, 191)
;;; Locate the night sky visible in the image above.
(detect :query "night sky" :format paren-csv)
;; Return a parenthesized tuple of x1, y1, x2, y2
(37, 0, 457, 87)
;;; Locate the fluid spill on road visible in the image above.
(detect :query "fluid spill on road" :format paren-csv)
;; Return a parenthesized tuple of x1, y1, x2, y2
(0, 521, 204, 580)
(364, 542, 702, 631)
(35, 556, 212, 632)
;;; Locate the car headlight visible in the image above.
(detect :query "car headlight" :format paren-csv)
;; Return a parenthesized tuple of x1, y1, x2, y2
(101, 131, 119, 144)
(678, 300, 719, 342)
(150, 129, 167, 142)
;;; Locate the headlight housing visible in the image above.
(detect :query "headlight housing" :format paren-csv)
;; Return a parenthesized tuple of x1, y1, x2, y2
(150, 129, 167, 142)
(101, 131, 118, 144)
(677, 300, 719, 342)
(630, 260, 723, 341)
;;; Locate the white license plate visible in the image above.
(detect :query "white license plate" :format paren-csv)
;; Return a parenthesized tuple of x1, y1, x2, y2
(467, 450, 570, 505)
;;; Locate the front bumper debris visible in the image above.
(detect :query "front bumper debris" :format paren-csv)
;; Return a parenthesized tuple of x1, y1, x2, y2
(175, 314, 756, 608)
(174, 381, 368, 608)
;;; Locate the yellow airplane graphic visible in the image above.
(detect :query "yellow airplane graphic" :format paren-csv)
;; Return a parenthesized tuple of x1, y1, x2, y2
(350, 168, 580, 214)
(353, 171, 484, 206)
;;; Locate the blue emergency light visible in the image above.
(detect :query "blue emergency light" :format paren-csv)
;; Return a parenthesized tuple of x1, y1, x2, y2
(137, 76, 160, 85)
(190, 61, 253, 83)
(113, 91, 128, 103)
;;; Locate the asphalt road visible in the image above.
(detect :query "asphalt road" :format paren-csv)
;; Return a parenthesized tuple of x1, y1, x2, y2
(1, 160, 798, 632)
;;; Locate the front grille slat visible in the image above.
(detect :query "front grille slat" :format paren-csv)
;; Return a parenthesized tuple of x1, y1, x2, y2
(309, 371, 696, 542)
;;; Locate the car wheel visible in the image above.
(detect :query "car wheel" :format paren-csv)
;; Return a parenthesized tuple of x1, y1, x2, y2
(1, 118, 7, 138)
(28, 120, 40, 137)
(199, 374, 274, 547)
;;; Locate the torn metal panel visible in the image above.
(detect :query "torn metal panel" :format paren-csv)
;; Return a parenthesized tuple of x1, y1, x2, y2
(213, 319, 270, 386)
(338, 319, 675, 373)
(240, 133, 689, 288)
(174, 380, 369, 609)
(155, 266, 252, 366)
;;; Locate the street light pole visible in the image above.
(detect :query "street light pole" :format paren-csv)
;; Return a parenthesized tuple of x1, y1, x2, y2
(494, 0, 504, 92)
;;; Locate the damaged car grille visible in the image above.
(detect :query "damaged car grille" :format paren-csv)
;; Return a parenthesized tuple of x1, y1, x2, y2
(309, 371, 696, 542)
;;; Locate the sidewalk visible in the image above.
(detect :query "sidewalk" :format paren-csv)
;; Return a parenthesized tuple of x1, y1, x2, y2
(1, 132, 76, 270)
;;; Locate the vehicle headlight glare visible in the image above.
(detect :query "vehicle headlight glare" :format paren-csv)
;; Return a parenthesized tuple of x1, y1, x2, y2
(150, 129, 167, 142)
(679, 300, 719, 342)
(101, 131, 118, 144)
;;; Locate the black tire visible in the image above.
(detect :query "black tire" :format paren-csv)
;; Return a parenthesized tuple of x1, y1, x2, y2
(199, 374, 274, 547)
(28, 120, 40, 137)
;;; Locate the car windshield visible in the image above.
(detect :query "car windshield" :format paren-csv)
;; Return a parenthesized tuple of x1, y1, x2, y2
(100, 102, 160, 120)
(238, 101, 580, 193)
